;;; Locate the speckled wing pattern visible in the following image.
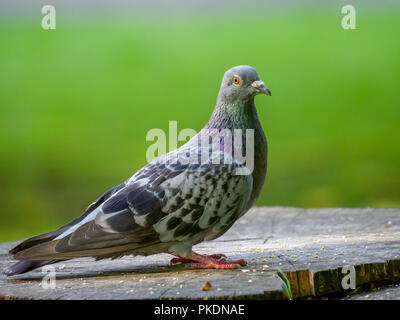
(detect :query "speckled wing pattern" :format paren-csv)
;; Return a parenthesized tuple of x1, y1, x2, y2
(14, 146, 253, 260)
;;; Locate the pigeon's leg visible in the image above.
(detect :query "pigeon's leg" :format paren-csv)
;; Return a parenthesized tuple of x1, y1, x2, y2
(170, 253, 227, 265)
(171, 253, 246, 269)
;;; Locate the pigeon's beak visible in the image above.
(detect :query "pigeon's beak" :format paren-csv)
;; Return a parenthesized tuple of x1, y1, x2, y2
(251, 80, 271, 96)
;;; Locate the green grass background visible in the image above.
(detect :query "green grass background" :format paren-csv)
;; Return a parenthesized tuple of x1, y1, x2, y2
(0, 4, 399, 241)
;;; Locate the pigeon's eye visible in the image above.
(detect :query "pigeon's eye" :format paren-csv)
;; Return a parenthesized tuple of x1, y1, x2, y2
(232, 76, 241, 85)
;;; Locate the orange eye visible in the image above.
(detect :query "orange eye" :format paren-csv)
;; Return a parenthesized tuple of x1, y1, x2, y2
(232, 76, 240, 85)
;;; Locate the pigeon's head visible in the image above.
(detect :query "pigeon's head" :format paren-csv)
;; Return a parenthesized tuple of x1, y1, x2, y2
(217, 65, 271, 105)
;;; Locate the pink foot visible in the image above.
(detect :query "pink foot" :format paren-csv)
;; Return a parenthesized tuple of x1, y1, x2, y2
(170, 253, 226, 265)
(170, 253, 246, 270)
(190, 260, 246, 270)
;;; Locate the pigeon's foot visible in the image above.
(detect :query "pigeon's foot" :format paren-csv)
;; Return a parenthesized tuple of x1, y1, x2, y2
(170, 253, 226, 265)
(171, 253, 246, 270)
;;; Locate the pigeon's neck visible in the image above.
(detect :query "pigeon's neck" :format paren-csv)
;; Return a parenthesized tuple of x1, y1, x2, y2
(205, 97, 268, 211)
(205, 99, 259, 130)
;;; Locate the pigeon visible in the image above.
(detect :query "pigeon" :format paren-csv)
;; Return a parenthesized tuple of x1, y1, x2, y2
(5, 65, 270, 275)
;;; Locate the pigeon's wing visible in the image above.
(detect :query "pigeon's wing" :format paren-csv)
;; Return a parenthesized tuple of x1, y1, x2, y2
(13, 148, 253, 261)
(9, 182, 127, 255)
(11, 161, 174, 260)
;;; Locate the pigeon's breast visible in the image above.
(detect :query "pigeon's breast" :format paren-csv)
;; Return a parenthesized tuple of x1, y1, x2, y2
(248, 123, 267, 209)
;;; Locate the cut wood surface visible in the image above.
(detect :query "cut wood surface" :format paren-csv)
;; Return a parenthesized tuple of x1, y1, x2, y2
(0, 207, 399, 300)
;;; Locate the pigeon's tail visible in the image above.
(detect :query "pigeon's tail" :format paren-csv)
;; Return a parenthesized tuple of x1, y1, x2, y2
(4, 259, 55, 276)
(6, 227, 68, 276)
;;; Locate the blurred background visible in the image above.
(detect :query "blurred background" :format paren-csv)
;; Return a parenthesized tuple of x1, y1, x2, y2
(0, 0, 399, 242)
